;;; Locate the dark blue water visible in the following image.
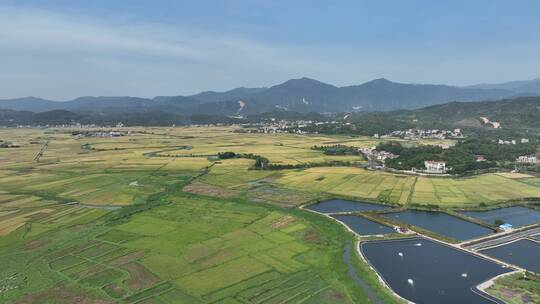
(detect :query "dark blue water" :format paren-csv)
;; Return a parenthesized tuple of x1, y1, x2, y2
(385, 210, 494, 241)
(332, 215, 394, 235)
(480, 239, 540, 274)
(305, 199, 391, 214)
(462, 206, 540, 228)
(361, 238, 511, 304)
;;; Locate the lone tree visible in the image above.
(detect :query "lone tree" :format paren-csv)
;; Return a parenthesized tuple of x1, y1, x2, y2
(494, 219, 505, 226)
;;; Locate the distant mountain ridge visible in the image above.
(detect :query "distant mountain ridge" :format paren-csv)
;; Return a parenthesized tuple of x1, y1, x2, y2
(0, 77, 536, 115)
(467, 78, 540, 95)
(2, 96, 540, 129)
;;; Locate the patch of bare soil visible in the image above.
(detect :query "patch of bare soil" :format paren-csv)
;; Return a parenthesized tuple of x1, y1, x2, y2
(271, 216, 295, 229)
(314, 288, 347, 303)
(302, 229, 323, 244)
(23, 238, 49, 250)
(107, 251, 146, 266)
(45, 241, 97, 262)
(103, 283, 127, 299)
(15, 285, 112, 304)
(71, 265, 107, 281)
(247, 186, 315, 207)
(183, 181, 239, 199)
(121, 262, 160, 291)
(500, 287, 518, 298)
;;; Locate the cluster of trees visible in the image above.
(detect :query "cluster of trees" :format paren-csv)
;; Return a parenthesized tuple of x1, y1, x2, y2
(0, 140, 19, 148)
(300, 113, 412, 136)
(264, 160, 362, 170)
(377, 140, 505, 174)
(0, 109, 243, 127)
(311, 144, 361, 155)
(217, 152, 270, 169)
(379, 137, 538, 174)
(217, 151, 363, 170)
(456, 138, 537, 161)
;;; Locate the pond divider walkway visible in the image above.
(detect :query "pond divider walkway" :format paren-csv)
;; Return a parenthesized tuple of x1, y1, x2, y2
(462, 224, 540, 251)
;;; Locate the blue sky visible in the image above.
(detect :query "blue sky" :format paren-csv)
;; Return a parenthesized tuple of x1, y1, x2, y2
(1, 0, 539, 99)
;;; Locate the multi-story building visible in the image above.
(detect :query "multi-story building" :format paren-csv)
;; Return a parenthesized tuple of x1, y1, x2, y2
(424, 160, 447, 174)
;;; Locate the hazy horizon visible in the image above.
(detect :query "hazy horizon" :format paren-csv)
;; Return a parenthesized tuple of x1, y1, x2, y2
(1, 0, 540, 100)
(2, 76, 540, 102)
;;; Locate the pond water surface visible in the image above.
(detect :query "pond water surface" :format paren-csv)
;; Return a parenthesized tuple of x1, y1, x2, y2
(305, 199, 391, 214)
(361, 238, 512, 304)
(332, 215, 394, 235)
(480, 239, 540, 274)
(461, 206, 540, 228)
(384, 210, 494, 241)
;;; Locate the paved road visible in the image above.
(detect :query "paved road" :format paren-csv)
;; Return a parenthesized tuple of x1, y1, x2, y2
(465, 226, 540, 251)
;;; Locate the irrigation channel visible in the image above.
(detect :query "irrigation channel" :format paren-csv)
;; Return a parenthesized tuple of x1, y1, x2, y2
(303, 199, 540, 304)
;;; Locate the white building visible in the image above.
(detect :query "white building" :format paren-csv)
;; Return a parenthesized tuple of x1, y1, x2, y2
(424, 160, 447, 174)
(516, 155, 538, 164)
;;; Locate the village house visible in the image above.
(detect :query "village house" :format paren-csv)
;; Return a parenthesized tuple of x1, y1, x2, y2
(424, 160, 447, 174)
(516, 155, 538, 164)
(475, 155, 486, 162)
(360, 147, 396, 164)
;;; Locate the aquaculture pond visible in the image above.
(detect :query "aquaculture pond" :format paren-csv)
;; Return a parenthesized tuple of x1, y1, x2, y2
(361, 238, 512, 304)
(461, 206, 540, 228)
(305, 199, 391, 214)
(480, 239, 540, 274)
(384, 210, 494, 241)
(331, 215, 394, 235)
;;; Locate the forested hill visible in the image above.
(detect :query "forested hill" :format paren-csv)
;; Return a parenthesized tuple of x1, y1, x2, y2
(311, 96, 540, 136)
(385, 96, 540, 130)
(1, 96, 540, 131)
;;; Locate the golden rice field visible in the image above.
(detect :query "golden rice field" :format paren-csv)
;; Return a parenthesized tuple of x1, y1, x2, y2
(275, 167, 415, 205)
(1, 126, 539, 211)
(412, 174, 540, 207)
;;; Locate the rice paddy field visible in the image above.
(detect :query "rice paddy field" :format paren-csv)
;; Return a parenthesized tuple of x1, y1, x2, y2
(0, 126, 539, 303)
(411, 174, 540, 207)
(275, 167, 415, 205)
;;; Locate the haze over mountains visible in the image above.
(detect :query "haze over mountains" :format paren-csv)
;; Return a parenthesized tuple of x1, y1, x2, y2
(1, 77, 539, 116)
(467, 78, 540, 94)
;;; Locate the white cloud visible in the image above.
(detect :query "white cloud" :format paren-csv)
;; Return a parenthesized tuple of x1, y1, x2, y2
(0, 5, 539, 99)
(0, 6, 342, 99)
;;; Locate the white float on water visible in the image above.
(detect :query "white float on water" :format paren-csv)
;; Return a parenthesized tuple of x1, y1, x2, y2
(461, 273, 468, 278)
(414, 243, 422, 247)
(407, 278, 414, 285)
(398, 252, 404, 257)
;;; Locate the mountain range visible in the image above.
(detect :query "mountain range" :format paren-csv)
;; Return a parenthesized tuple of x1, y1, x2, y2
(1, 77, 539, 116)
(467, 78, 540, 94)
(2, 94, 540, 131)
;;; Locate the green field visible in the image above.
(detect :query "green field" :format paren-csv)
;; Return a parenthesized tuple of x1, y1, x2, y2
(412, 174, 540, 207)
(0, 181, 397, 303)
(1, 126, 539, 303)
(0, 127, 403, 303)
(486, 272, 540, 304)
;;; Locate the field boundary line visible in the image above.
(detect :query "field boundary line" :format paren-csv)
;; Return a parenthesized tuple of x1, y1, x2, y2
(406, 177, 418, 207)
